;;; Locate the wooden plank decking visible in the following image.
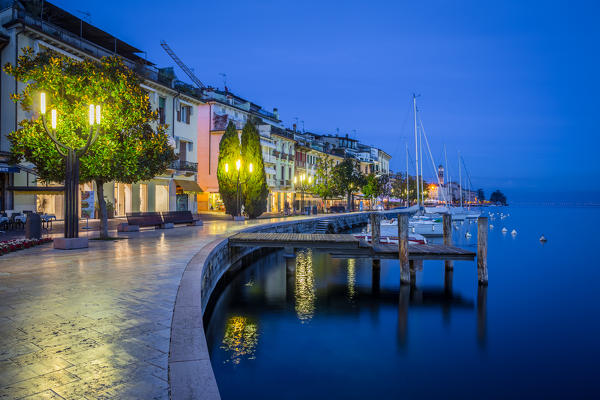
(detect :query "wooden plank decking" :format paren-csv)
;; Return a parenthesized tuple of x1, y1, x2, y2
(229, 232, 363, 249)
(228, 232, 476, 260)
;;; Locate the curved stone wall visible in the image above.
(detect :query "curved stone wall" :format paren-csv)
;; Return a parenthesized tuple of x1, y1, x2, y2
(168, 213, 369, 399)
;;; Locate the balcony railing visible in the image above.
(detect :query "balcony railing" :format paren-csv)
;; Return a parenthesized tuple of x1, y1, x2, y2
(170, 160, 198, 172)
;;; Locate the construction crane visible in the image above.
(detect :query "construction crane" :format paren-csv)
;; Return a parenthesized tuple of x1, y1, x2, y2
(160, 41, 205, 89)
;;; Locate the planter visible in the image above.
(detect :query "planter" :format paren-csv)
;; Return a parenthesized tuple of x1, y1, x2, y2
(0, 238, 53, 255)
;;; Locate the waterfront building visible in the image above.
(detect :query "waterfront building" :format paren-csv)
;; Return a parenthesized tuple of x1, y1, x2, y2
(0, 1, 202, 217)
(196, 88, 281, 212)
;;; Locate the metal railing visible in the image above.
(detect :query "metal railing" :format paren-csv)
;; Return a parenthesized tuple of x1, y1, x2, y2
(170, 160, 198, 172)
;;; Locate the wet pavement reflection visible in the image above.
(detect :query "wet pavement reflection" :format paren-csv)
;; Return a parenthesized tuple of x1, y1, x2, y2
(0, 216, 314, 399)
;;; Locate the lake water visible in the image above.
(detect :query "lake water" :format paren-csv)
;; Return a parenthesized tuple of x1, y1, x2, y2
(205, 206, 600, 399)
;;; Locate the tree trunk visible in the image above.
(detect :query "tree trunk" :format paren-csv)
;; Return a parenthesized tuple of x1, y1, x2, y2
(96, 179, 109, 239)
(347, 191, 352, 211)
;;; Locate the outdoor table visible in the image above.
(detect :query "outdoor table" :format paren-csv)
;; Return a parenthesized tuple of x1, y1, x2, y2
(41, 214, 56, 230)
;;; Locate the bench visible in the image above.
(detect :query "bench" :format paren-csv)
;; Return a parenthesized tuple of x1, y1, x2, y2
(124, 212, 164, 231)
(122, 211, 203, 231)
(161, 211, 203, 226)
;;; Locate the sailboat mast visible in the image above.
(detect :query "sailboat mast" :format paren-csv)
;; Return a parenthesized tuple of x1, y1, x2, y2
(419, 125, 423, 205)
(458, 151, 463, 208)
(444, 145, 449, 205)
(405, 143, 409, 206)
(413, 94, 419, 206)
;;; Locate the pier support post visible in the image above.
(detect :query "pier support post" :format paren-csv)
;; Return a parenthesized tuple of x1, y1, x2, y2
(372, 259, 380, 295)
(477, 217, 488, 285)
(443, 213, 453, 270)
(370, 212, 381, 245)
(398, 214, 410, 284)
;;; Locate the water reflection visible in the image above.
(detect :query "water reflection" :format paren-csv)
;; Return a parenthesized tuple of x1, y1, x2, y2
(347, 258, 356, 301)
(295, 249, 315, 322)
(477, 284, 488, 347)
(221, 316, 259, 364)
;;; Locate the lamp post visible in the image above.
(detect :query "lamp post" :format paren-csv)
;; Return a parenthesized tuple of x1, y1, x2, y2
(40, 93, 101, 239)
(294, 173, 312, 215)
(225, 158, 253, 219)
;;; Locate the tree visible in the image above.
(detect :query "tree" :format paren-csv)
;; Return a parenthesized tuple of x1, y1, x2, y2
(217, 121, 241, 217)
(332, 158, 365, 211)
(241, 121, 268, 218)
(489, 190, 507, 205)
(4, 48, 176, 238)
(312, 155, 338, 211)
(390, 172, 419, 204)
(476, 188, 485, 203)
(361, 173, 382, 210)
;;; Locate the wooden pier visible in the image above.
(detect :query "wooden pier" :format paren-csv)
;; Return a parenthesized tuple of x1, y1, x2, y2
(229, 232, 476, 260)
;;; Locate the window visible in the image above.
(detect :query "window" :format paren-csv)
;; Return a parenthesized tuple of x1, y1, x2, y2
(182, 106, 192, 124)
(158, 97, 166, 124)
(178, 105, 192, 124)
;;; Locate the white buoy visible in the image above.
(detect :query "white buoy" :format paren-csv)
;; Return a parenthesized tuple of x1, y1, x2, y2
(501, 227, 508, 233)
(489, 224, 494, 229)
(540, 235, 547, 242)
(511, 229, 517, 235)
(465, 232, 472, 238)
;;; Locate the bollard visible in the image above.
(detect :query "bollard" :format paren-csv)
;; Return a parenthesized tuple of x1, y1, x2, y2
(443, 213, 453, 270)
(398, 214, 410, 284)
(25, 213, 42, 239)
(477, 216, 488, 285)
(369, 213, 381, 245)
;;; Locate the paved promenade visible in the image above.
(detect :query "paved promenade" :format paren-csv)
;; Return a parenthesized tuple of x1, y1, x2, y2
(0, 217, 307, 399)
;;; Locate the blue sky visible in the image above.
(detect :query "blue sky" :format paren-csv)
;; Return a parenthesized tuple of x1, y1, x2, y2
(53, 0, 600, 202)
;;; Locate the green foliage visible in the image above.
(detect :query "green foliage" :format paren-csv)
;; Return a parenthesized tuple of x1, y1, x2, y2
(241, 122, 268, 218)
(4, 47, 175, 185)
(332, 158, 365, 210)
(361, 173, 390, 209)
(312, 155, 338, 204)
(361, 173, 380, 209)
(391, 172, 419, 203)
(217, 121, 241, 217)
(489, 190, 507, 205)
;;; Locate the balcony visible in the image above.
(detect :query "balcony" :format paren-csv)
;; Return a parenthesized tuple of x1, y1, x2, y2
(267, 178, 278, 187)
(170, 160, 198, 174)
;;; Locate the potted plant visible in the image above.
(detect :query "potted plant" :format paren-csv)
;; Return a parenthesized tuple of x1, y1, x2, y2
(105, 200, 115, 219)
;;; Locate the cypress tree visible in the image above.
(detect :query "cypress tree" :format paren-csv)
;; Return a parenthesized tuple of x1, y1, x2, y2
(241, 121, 268, 218)
(217, 121, 241, 217)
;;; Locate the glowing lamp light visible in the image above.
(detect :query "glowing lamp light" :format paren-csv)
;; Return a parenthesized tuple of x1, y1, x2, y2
(225, 163, 229, 173)
(294, 176, 297, 184)
(40, 93, 46, 114)
(249, 163, 253, 173)
(308, 176, 312, 184)
(89, 104, 95, 125)
(51, 109, 57, 130)
(95, 105, 101, 124)
(236, 159, 241, 171)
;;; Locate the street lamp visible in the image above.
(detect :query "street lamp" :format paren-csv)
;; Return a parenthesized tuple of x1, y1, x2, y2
(40, 92, 101, 239)
(295, 173, 312, 215)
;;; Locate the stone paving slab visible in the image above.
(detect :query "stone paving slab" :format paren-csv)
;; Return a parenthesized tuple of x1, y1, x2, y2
(0, 216, 317, 399)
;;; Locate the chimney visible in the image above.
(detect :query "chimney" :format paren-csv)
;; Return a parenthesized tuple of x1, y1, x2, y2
(273, 107, 279, 120)
(293, 123, 297, 132)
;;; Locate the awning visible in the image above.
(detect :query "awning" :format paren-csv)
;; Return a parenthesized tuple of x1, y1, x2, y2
(8, 186, 64, 195)
(0, 163, 20, 173)
(174, 179, 203, 193)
